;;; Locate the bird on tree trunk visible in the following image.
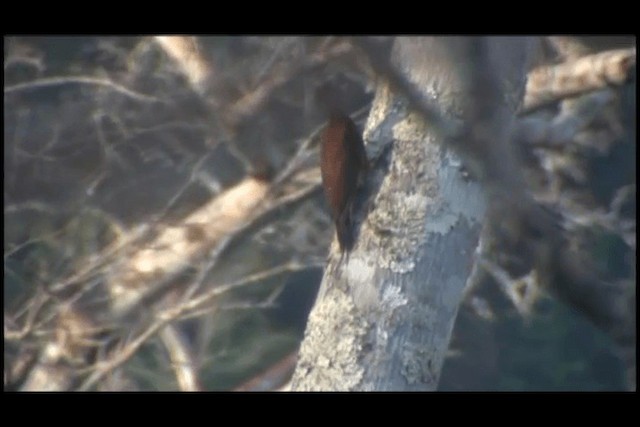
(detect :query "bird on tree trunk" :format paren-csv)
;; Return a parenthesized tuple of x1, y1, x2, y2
(317, 82, 369, 254)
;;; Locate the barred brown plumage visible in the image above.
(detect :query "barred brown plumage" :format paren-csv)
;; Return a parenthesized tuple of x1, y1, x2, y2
(320, 112, 368, 253)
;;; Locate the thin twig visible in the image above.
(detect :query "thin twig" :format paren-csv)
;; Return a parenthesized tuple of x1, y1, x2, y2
(4, 76, 162, 103)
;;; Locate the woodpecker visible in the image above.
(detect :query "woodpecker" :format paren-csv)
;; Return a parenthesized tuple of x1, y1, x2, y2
(320, 111, 368, 253)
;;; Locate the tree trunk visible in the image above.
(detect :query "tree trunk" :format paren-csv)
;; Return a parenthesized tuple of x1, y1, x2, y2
(291, 37, 539, 391)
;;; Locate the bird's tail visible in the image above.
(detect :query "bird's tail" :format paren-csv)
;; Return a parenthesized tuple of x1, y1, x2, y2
(336, 206, 355, 253)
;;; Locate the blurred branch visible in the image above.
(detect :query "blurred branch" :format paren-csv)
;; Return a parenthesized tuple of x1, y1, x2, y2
(234, 350, 297, 391)
(159, 325, 201, 391)
(20, 305, 103, 391)
(477, 258, 541, 316)
(223, 39, 354, 130)
(106, 166, 319, 319)
(17, 135, 324, 391)
(523, 48, 636, 113)
(107, 177, 270, 316)
(4, 289, 50, 342)
(78, 261, 312, 391)
(154, 36, 356, 134)
(154, 36, 213, 94)
(4, 76, 163, 103)
(516, 89, 616, 148)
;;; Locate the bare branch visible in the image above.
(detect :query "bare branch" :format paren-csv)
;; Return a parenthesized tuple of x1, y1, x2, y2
(4, 76, 163, 103)
(78, 261, 311, 391)
(523, 48, 636, 113)
(107, 177, 270, 315)
(154, 36, 213, 94)
(223, 39, 354, 130)
(234, 351, 298, 391)
(477, 258, 542, 316)
(516, 89, 616, 148)
(159, 325, 201, 391)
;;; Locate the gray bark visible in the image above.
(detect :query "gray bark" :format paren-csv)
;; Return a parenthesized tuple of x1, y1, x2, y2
(291, 37, 538, 391)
